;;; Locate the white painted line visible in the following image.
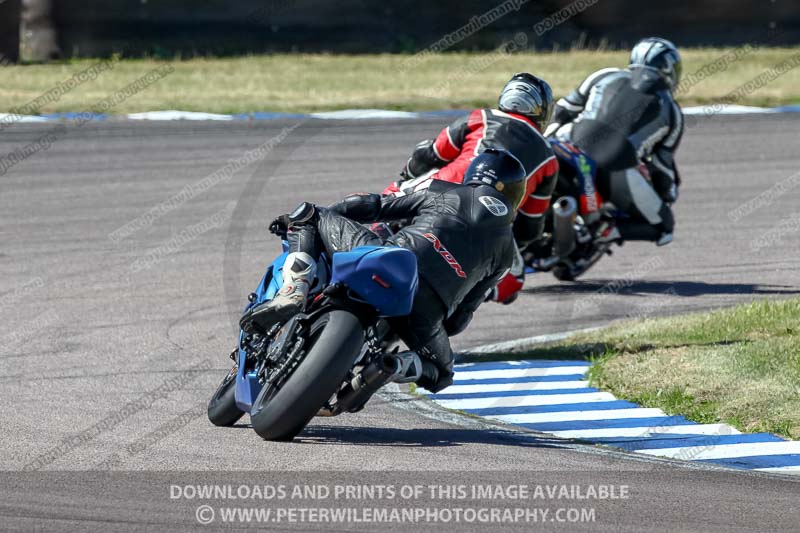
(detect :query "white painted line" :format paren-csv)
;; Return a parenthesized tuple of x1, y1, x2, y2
(457, 359, 586, 369)
(310, 109, 421, 120)
(0, 113, 49, 123)
(421, 380, 590, 395)
(459, 327, 600, 355)
(755, 465, 800, 474)
(127, 110, 234, 121)
(454, 366, 589, 381)
(637, 441, 800, 461)
(489, 407, 668, 425)
(682, 105, 777, 115)
(6, 106, 799, 127)
(435, 392, 616, 410)
(551, 424, 739, 439)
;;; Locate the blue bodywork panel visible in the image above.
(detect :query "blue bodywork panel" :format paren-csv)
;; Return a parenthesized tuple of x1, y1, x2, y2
(549, 139, 597, 183)
(549, 138, 624, 220)
(331, 246, 418, 317)
(234, 244, 418, 412)
(234, 251, 287, 412)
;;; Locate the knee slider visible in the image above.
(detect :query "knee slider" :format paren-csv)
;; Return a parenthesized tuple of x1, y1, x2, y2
(657, 204, 675, 234)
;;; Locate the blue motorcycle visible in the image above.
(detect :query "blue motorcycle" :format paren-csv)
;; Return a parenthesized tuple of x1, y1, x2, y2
(207, 242, 418, 441)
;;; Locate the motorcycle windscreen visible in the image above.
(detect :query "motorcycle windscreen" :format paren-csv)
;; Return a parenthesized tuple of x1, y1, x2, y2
(330, 246, 419, 317)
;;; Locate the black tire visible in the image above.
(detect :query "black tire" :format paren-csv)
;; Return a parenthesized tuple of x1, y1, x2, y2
(553, 241, 612, 282)
(552, 264, 576, 281)
(250, 311, 364, 441)
(208, 364, 245, 427)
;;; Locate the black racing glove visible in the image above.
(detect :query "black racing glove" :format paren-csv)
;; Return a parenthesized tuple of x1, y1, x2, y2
(400, 139, 440, 181)
(269, 202, 317, 238)
(268, 214, 290, 238)
(399, 158, 415, 182)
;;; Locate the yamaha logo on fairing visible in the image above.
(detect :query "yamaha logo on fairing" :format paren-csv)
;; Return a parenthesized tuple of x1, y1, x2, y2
(479, 196, 509, 216)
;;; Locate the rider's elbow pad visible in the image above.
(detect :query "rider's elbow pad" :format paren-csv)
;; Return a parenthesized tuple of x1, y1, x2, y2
(331, 193, 382, 221)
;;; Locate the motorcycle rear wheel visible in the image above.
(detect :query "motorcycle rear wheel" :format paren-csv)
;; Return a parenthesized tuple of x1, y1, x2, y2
(553, 241, 613, 282)
(250, 310, 364, 441)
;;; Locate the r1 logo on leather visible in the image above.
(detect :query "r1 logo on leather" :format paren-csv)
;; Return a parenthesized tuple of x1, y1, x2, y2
(422, 233, 467, 278)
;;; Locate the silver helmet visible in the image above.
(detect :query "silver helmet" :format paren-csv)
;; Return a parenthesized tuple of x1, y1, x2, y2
(630, 37, 682, 90)
(498, 72, 554, 130)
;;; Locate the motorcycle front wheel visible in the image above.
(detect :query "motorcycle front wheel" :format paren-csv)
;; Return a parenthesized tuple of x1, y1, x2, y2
(207, 363, 244, 427)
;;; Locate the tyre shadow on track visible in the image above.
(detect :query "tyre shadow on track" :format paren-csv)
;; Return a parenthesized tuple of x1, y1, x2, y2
(293, 425, 568, 448)
(524, 280, 800, 297)
(223, 419, 568, 449)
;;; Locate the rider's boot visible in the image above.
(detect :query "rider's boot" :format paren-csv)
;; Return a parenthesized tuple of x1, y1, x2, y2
(594, 223, 622, 245)
(388, 351, 449, 392)
(388, 351, 424, 383)
(240, 252, 317, 333)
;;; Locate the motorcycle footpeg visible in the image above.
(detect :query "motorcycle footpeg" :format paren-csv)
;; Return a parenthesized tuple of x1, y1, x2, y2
(576, 225, 593, 244)
(323, 282, 346, 296)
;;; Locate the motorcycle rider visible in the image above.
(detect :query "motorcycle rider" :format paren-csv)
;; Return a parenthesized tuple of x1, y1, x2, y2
(545, 37, 683, 246)
(239, 149, 525, 393)
(385, 72, 558, 304)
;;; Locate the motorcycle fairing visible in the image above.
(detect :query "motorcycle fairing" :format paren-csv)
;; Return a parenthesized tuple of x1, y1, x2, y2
(234, 252, 286, 412)
(330, 246, 419, 317)
(550, 139, 602, 217)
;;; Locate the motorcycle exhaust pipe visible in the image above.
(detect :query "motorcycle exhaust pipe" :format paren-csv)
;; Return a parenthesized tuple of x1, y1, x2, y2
(332, 353, 401, 415)
(552, 196, 578, 258)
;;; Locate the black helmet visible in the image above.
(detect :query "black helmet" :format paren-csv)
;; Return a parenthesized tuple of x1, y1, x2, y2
(630, 37, 682, 90)
(463, 148, 527, 211)
(498, 72, 554, 131)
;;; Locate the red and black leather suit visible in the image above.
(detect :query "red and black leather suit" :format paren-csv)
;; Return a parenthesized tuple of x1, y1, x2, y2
(386, 109, 559, 248)
(383, 109, 558, 303)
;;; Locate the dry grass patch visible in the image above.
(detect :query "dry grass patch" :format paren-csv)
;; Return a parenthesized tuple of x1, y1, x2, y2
(1, 48, 799, 115)
(581, 299, 800, 439)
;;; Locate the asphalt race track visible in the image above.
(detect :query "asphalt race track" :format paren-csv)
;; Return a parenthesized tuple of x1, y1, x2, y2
(2, 114, 800, 531)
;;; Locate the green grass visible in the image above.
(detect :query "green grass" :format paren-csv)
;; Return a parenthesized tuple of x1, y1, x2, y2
(475, 298, 800, 439)
(2, 48, 800, 115)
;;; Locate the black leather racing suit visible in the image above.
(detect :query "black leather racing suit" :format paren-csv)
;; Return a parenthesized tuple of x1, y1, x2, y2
(287, 180, 516, 392)
(548, 66, 684, 241)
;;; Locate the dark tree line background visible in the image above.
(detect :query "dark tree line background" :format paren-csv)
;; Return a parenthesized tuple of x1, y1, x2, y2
(2, 0, 799, 62)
